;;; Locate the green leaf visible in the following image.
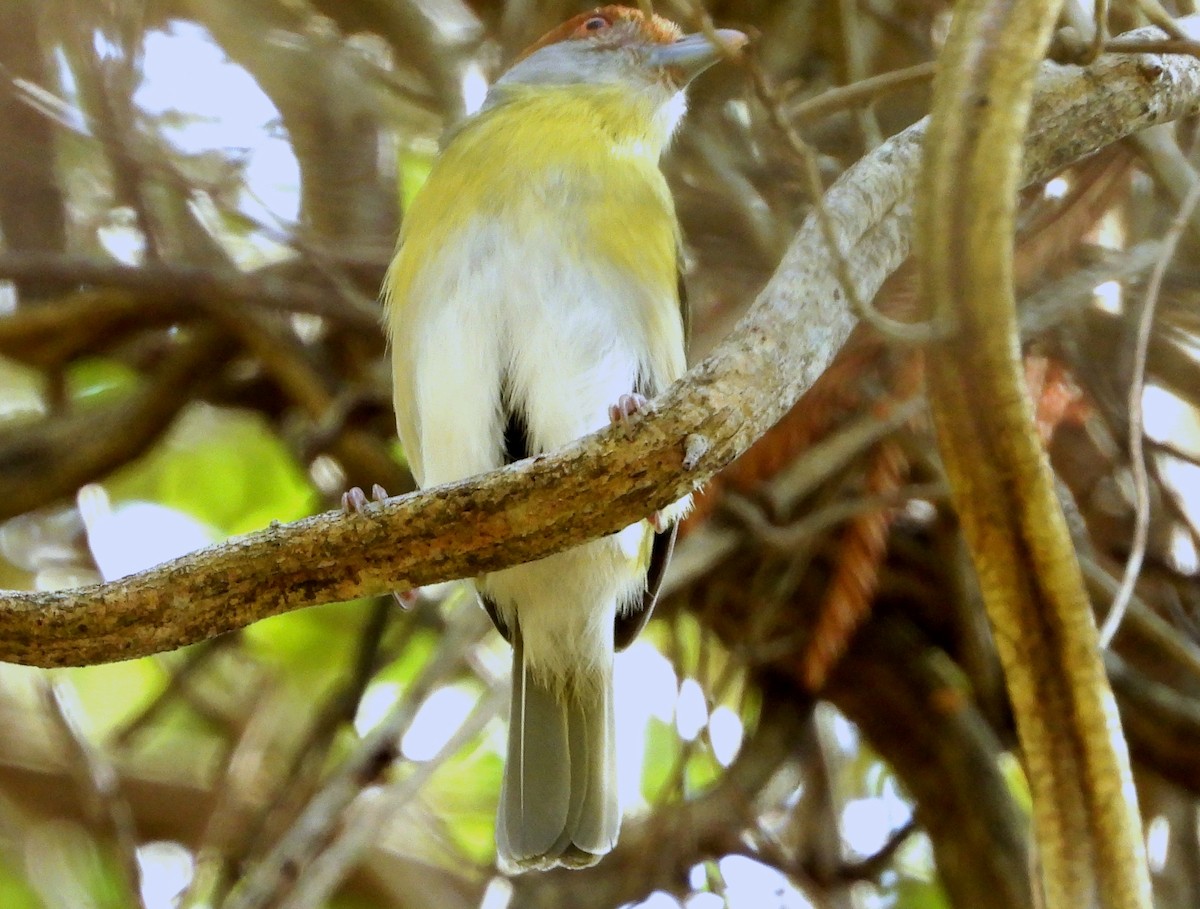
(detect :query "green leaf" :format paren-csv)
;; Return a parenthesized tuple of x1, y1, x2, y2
(0, 855, 47, 909)
(65, 358, 141, 409)
(106, 403, 317, 536)
(998, 752, 1032, 814)
(244, 599, 376, 691)
(893, 876, 951, 909)
(641, 716, 680, 801)
(684, 742, 721, 792)
(22, 819, 137, 909)
(389, 438, 409, 469)
(375, 627, 438, 688)
(328, 891, 384, 909)
(62, 660, 168, 737)
(431, 738, 505, 864)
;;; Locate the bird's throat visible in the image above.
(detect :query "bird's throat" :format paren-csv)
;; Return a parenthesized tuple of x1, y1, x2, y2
(479, 83, 685, 165)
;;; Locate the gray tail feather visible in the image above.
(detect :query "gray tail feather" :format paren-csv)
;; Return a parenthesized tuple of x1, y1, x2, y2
(496, 632, 619, 872)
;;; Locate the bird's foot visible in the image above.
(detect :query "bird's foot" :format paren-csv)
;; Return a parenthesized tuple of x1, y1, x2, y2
(341, 483, 390, 516)
(607, 393, 670, 532)
(608, 393, 648, 434)
(341, 484, 417, 608)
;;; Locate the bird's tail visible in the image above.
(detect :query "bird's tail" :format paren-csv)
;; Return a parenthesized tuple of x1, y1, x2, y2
(496, 631, 619, 872)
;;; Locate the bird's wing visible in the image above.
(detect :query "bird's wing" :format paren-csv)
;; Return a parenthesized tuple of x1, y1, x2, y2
(384, 252, 426, 488)
(614, 262, 689, 652)
(614, 522, 677, 651)
(678, 257, 691, 349)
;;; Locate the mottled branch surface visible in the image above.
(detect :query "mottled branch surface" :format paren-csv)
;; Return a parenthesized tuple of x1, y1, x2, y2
(918, 1, 1157, 907)
(1, 26, 1199, 667)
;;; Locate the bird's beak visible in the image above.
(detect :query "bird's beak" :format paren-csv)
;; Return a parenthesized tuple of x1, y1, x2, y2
(646, 29, 748, 83)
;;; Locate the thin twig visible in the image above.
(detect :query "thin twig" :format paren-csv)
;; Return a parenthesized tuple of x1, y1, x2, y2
(836, 818, 919, 881)
(1106, 38, 1200, 58)
(0, 326, 230, 521)
(223, 605, 489, 909)
(765, 398, 925, 513)
(786, 62, 937, 124)
(747, 56, 946, 344)
(837, 0, 885, 147)
(736, 480, 946, 552)
(1099, 176, 1200, 647)
(236, 599, 400, 866)
(280, 682, 506, 909)
(1018, 241, 1163, 338)
(1129, 123, 1200, 248)
(0, 253, 381, 330)
(1127, 0, 1193, 41)
(1093, 0, 1109, 59)
(110, 636, 239, 747)
(43, 680, 147, 909)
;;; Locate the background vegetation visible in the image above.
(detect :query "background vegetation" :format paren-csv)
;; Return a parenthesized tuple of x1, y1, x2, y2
(1, 0, 1199, 907)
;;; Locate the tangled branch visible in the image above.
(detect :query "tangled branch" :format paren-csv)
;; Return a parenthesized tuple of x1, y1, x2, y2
(0, 25, 1198, 668)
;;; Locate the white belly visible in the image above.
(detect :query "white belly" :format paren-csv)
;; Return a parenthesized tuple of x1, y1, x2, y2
(393, 216, 681, 687)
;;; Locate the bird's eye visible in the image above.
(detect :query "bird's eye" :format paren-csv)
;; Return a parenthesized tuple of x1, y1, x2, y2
(582, 15, 610, 31)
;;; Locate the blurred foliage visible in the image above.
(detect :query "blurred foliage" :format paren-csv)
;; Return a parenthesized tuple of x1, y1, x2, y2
(105, 404, 319, 536)
(1, 0, 1199, 908)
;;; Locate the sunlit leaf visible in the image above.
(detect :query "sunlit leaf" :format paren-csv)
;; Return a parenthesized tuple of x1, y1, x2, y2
(106, 403, 317, 536)
(0, 853, 46, 909)
(998, 752, 1032, 814)
(62, 659, 168, 737)
(641, 716, 680, 801)
(399, 149, 434, 209)
(893, 876, 951, 909)
(23, 819, 135, 909)
(65, 358, 141, 409)
(375, 627, 438, 688)
(244, 599, 374, 691)
(0, 356, 44, 424)
(429, 738, 504, 864)
(684, 743, 721, 792)
(329, 891, 383, 909)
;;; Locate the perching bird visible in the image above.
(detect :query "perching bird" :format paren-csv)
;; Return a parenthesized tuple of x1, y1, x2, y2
(384, 6, 745, 872)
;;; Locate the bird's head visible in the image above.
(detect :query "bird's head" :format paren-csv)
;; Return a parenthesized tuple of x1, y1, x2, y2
(495, 6, 746, 99)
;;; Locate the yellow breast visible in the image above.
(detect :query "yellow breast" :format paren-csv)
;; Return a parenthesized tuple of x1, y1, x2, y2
(385, 84, 681, 319)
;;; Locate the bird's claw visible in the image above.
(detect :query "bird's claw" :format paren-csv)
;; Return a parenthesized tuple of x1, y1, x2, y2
(607, 394, 668, 530)
(608, 393, 649, 432)
(340, 484, 415, 609)
(392, 588, 419, 608)
(341, 483, 389, 515)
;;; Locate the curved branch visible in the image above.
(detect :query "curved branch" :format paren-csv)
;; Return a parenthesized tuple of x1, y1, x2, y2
(917, 0, 1155, 907)
(0, 329, 229, 521)
(0, 1, 67, 300)
(1, 26, 1199, 667)
(1108, 650, 1200, 792)
(0, 254, 382, 333)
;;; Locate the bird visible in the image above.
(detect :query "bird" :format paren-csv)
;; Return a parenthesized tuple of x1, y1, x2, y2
(384, 5, 746, 872)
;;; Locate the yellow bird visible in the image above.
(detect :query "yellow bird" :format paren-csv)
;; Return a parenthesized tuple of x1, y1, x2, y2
(385, 5, 745, 872)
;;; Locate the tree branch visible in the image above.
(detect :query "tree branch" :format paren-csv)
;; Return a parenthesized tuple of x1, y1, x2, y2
(1, 23, 1199, 668)
(0, 327, 229, 521)
(0, 253, 382, 333)
(917, 0, 1155, 906)
(826, 615, 1033, 909)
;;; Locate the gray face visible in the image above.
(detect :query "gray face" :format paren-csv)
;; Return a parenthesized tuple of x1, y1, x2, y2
(495, 21, 668, 92)
(493, 22, 745, 95)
